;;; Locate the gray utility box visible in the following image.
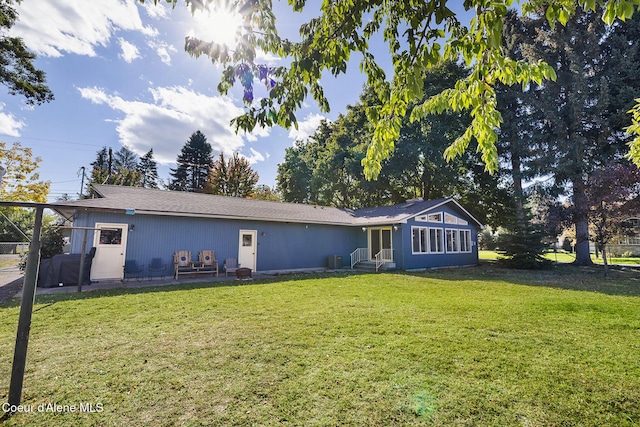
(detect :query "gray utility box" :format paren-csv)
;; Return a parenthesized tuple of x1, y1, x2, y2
(327, 255, 343, 269)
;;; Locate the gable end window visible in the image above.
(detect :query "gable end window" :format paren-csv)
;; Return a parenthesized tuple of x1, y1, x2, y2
(427, 212, 443, 223)
(444, 213, 457, 224)
(416, 212, 443, 223)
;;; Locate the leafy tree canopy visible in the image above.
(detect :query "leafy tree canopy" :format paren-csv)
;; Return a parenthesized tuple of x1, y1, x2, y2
(0, 141, 49, 202)
(207, 152, 259, 197)
(0, 0, 53, 105)
(145, 0, 640, 179)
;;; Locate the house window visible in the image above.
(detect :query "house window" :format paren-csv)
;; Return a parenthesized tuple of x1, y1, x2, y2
(412, 227, 428, 253)
(412, 227, 444, 254)
(444, 213, 457, 224)
(446, 229, 459, 252)
(99, 229, 122, 245)
(445, 229, 473, 253)
(429, 228, 444, 253)
(620, 218, 640, 245)
(427, 212, 443, 223)
(460, 230, 472, 253)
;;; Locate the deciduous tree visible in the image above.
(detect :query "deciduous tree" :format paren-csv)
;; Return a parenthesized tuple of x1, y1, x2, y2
(207, 152, 259, 197)
(585, 162, 640, 276)
(145, 0, 640, 178)
(0, 141, 49, 202)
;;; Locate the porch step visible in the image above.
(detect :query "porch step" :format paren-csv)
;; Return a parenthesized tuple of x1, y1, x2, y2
(353, 261, 396, 271)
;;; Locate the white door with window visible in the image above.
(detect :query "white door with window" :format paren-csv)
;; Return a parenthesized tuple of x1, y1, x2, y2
(238, 229, 257, 271)
(90, 223, 128, 281)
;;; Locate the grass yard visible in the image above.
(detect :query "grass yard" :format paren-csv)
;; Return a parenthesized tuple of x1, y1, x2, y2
(1, 266, 640, 426)
(0, 255, 20, 269)
(480, 249, 640, 265)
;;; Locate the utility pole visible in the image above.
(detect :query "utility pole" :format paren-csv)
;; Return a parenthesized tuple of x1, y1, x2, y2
(79, 166, 85, 199)
(108, 148, 113, 185)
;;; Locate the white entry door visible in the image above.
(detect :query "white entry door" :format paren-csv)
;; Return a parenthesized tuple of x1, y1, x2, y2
(238, 229, 257, 271)
(90, 223, 128, 281)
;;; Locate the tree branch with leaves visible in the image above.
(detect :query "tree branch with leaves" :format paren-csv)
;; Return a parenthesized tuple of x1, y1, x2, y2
(143, 0, 640, 178)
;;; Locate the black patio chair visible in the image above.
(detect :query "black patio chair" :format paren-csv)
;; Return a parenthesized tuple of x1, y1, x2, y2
(148, 257, 166, 280)
(123, 259, 144, 281)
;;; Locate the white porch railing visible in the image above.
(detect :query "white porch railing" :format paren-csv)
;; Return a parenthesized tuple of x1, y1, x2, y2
(350, 248, 368, 269)
(375, 249, 394, 271)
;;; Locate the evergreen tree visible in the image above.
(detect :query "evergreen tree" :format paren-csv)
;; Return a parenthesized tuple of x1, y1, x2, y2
(496, 214, 553, 270)
(169, 131, 213, 192)
(138, 149, 160, 189)
(500, 8, 640, 266)
(86, 146, 142, 196)
(114, 146, 138, 170)
(207, 152, 259, 197)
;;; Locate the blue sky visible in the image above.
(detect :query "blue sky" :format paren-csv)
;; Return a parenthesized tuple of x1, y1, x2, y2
(1, 1, 470, 202)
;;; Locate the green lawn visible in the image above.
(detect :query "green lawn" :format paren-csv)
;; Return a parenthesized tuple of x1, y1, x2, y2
(480, 249, 640, 265)
(1, 267, 640, 426)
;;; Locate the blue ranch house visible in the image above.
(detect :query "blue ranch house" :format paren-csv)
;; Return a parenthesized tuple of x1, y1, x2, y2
(54, 185, 483, 281)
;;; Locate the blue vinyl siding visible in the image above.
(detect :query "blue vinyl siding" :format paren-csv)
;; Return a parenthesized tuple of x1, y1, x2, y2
(400, 205, 479, 270)
(69, 200, 479, 273)
(71, 212, 360, 272)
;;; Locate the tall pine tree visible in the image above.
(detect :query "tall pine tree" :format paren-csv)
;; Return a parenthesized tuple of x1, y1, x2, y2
(168, 131, 213, 192)
(500, 8, 640, 265)
(138, 149, 160, 189)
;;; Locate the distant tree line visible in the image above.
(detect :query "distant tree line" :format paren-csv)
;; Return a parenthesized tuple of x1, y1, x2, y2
(83, 130, 268, 200)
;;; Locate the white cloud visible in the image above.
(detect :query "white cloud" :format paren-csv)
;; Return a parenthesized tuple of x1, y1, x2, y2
(0, 105, 25, 137)
(288, 113, 328, 142)
(244, 148, 266, 164)
(118, 38, 140, 63)
(77, 85, 270, 164)
(14, 0, 156, 57)
(148, 40, 177, 65)
(255, 49, 281, 64)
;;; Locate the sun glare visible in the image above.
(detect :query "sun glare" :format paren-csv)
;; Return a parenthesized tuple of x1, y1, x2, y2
(191, 7, 244, 47)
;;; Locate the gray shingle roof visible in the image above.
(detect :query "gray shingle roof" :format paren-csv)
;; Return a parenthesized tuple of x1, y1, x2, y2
(53, 185, 481, 227)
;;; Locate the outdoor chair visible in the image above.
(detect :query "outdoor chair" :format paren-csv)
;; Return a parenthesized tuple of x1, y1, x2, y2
(197, 250, 219, 277)
(148, 257, 166, 279)
(173, 251, 193, 279)
(223, 258, 239, 277)
(123, 259, 144, 281)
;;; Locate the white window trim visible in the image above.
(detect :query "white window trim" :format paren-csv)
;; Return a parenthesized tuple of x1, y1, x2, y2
(445, 228, 459, 252)
(429, 227, 445, 254)
(412, 226, 427, 254)
(460, 229, 472, 253)
(416, 212, 444, 223)
(411, 226, 445, 255)
(444, 212, 458, 224)
(445, 228, 473, 254)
